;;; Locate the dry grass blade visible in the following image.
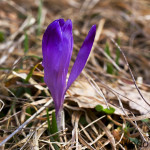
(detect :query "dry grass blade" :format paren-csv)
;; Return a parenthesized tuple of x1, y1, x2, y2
(78, 133, 95, 150)
(0, 99, 53, 147)
(111, 38, 150, 107)
(88, 111, 116, 150)
(127, 113, 150, 121)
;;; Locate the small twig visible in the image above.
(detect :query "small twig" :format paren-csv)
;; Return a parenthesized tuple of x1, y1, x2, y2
(116, 94, 146, 142)
(130, 112, 147, 142)
(20, 131, 34, 150)
(78, 133, 95, 150)
(0, 111, 21, 123)
(79, 115, 105, 132)
(111, 38, 150, 107)
(117, 94, 147, 142)
(119, 143, 126, 150)
(79, 123, 93, 143)
(107, 115, 123, 127)
(0, 99, 53, 147)
(99, 140, 110, 149)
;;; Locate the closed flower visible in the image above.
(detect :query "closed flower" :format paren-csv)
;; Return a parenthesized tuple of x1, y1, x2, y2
(42, 19, 96, 127)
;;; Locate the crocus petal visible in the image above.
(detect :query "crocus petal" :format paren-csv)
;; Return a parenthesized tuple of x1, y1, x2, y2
(66, 25, 96, 90)
(42, 19, 73, 115)
(55, 19, 73, 114)
(58, 19, 73, 84)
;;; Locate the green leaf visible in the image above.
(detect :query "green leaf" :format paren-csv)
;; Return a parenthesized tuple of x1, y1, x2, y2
(95, 105, 115, 114)
(103, 107, 115, 114)
(95, 105, 104, 112)
(51, 112, 58, 140)
(129, 137, 139, 145)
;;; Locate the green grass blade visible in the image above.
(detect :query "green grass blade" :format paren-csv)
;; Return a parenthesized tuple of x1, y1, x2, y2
(37, 0, 43, 35)
(46, 108, 51, 134)
(24, 32, 29, 53)
(51, 112, 58, 140)
(46, 109, 60, 150)
(25, 63, 39, 82)
(105, 43, 114, 74)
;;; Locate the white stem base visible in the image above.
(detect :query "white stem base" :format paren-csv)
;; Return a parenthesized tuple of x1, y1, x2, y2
(57, 109, 65, 131)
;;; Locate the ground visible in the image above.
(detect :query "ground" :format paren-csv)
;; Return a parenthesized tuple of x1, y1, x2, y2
(0, 0, 150, 149)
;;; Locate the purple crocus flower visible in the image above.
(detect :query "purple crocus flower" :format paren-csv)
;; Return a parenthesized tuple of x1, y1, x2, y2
(42, 19, 96, 126)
